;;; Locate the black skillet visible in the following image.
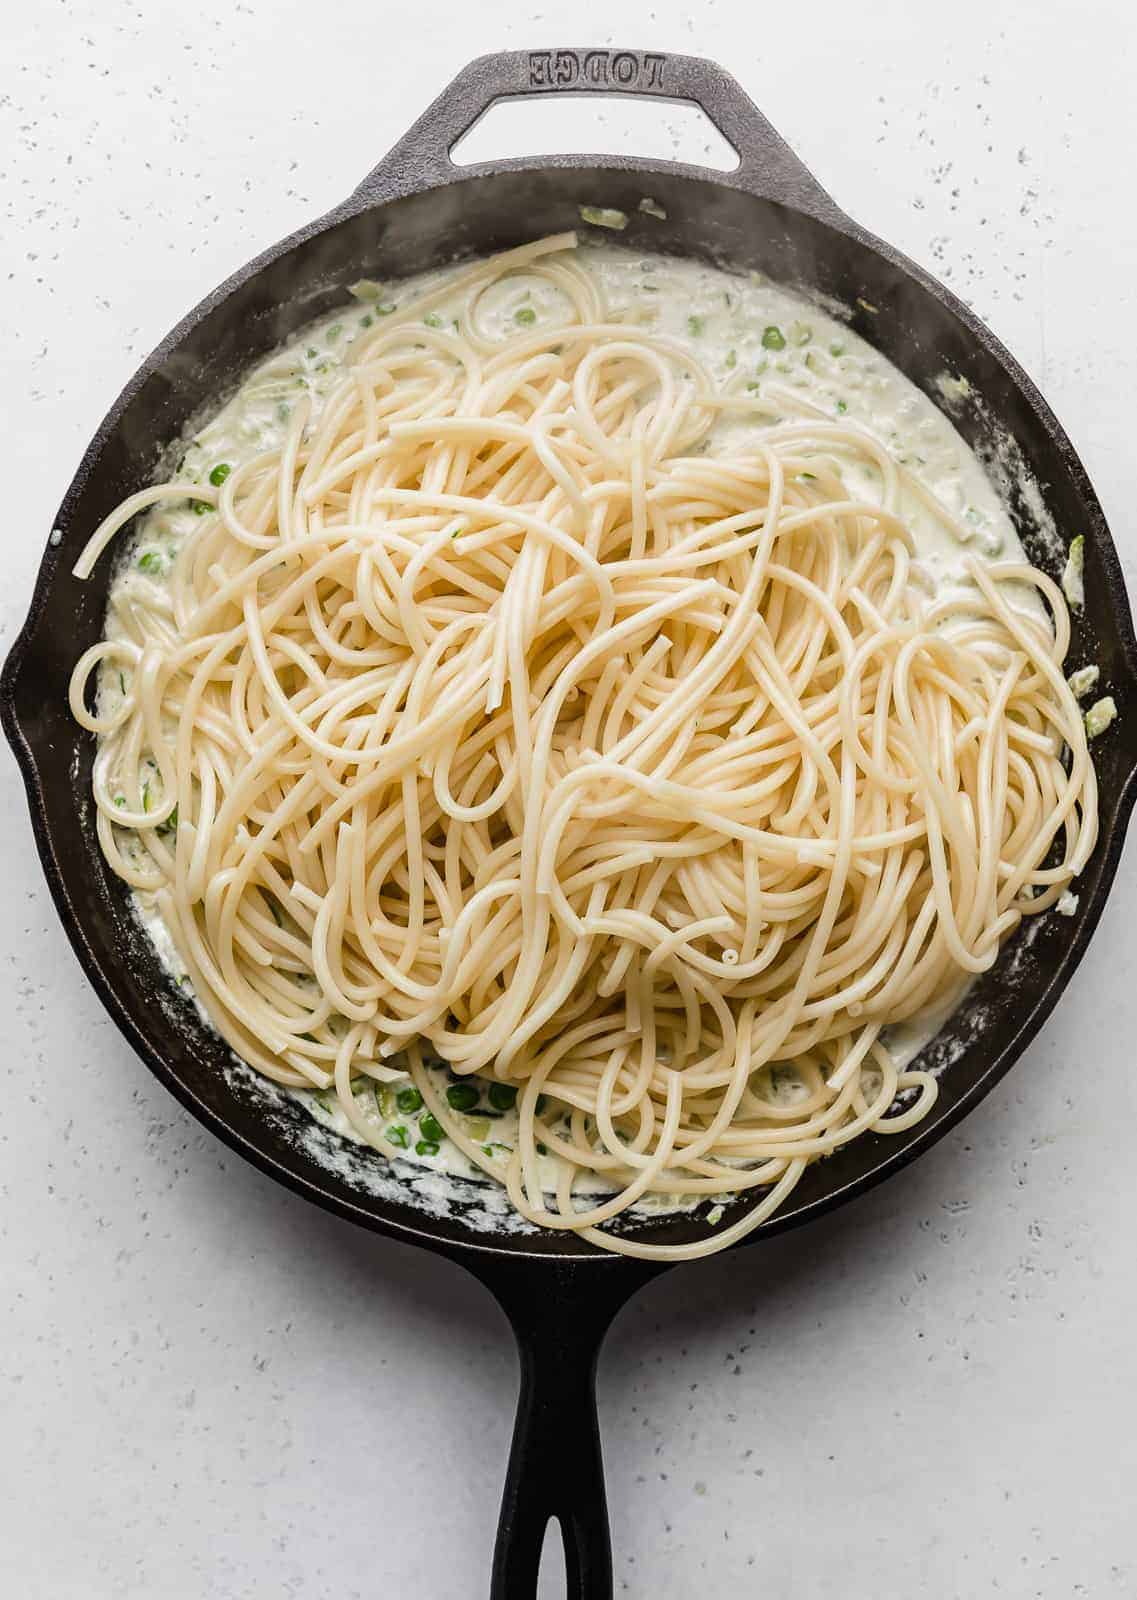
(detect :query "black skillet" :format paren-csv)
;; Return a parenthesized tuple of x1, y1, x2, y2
(4, 48, 1137, 1599)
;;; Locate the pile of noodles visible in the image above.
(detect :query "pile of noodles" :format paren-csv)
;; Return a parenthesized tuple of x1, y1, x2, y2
(69, 234, 1098, 1258)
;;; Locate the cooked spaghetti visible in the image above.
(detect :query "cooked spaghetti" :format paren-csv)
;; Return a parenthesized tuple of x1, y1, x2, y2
(68, 233, 1099, 1259)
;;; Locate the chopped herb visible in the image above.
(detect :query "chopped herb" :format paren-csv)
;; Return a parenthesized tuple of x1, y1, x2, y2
(446, 1082, 479, 1112)
(113, 795, 126, 809)
(419, 1112, 445, 1143)
(360, 313, 374, 328)
(488, 1082, 518, 1111)
(761, 325, 786, 351)
(791, 321, 812, 346)
(515, 306, 537, 326)
(208, 462, 232, 487)
(423, 312, 444, 328)
(1062, 535, 1085, 610)
(396, 1086, 423, 1114)
(725, 349, 737, 369)
(118, 671, 127, 695)
(137, 549, 163, 575)
(449, 523, 464, 539)
(578, 205, 628, 231)
(326, 323, 343, 342)
(799, 471, 817, 481)
(707, 1204, 725, 1226)
(835, 399, 849, 415)
(276, 403, 291, 423)
(306, 347, 318, 359)
(536, 1142, 548, 1156)
(829, 340, 845, 357)
(415, 1139, 440, 1157)
(1085, 696, 1117, 739)
(376, 301, 396, 316)
(687, 315, 705, 337)
(387, 1124, 409, 1149)
(745, 382, 762, 394)
(638, 196, 667, 220)
(142, 782, 153, 813)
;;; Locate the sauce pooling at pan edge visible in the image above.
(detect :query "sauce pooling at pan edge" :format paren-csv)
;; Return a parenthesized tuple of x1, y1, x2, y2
(68, 233, 1103, 1259)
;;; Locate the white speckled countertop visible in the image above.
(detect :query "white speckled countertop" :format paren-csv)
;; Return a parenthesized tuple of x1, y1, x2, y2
(3, 4, 1137, 1596)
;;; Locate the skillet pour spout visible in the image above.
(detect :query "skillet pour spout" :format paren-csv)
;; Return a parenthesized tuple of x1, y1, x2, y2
(4, 48, 1137, 1600)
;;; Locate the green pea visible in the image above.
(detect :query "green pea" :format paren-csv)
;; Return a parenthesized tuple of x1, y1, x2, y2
(396, 1087, 423, 1114)
(446, 1083, 479, 1112)
(515, 307, 537, 325)
(687, 315, 704, 337)
(137, 550, 163, 574)
(415, 1139, 440, 1158)
(191, 500, 212, 516)
(488, 1082, 518, 1111)
(208, 462, 231, 486)
(419, 1112, 445, 1143)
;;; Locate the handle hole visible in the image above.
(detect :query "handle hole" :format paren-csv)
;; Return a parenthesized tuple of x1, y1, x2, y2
(450, 95, 740, 172)
(537, 1515, 567, 1598)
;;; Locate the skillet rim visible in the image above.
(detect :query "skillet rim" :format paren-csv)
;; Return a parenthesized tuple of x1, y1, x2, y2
(5, 132, 1137, 1270)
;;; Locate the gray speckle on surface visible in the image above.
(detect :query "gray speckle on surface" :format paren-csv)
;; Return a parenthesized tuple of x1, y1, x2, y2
(3, 3, 1137, 1597)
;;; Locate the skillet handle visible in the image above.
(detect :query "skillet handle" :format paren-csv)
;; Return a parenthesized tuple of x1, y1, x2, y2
(350, 48, 841, 222)
(470, 1256, 662, 1600)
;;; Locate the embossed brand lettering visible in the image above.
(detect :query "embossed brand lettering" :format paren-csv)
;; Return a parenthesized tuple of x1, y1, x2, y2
(554, 49, 579, 86)
(643, 53, 665, 87)
(528, 49, 665, 91)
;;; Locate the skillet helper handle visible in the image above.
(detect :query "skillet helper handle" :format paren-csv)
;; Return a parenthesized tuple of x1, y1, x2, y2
(476, 1259, 658, 1600)
(350, 48, 840, 221)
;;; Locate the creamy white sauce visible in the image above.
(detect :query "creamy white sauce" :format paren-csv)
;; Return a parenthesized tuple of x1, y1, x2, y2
(100, 242, 1051, 1204)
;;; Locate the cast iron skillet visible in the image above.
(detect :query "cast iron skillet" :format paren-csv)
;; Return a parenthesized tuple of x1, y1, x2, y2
(4, 48, 1137, 1599)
